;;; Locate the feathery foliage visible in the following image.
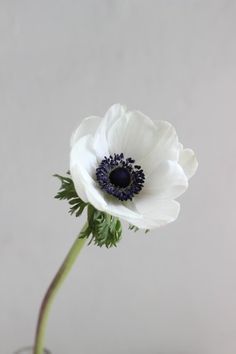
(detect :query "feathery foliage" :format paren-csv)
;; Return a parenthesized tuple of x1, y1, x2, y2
(54, 173, 87, 217)
(85, 205, 122, 247)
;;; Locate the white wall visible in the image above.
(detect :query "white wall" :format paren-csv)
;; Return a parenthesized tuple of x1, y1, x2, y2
(1, 1, 236, 353)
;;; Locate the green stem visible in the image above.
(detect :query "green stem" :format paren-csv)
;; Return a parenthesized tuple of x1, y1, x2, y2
(33, 222, 89, 354)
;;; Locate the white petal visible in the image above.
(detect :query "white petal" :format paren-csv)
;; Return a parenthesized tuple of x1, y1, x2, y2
(70, 165, 88, 203)
(104, 103, 127, 125)
(84, 188, 142, 221)
(140, 121, 179, 175)
(93, 104, 127, 159)
(107, 110, 157, 161)
(179, 148, 198, 179)
(126, 197, 180, 229)
(70, 135, 107, 210)
(104, 199, 141, 220)
(70, 135, 98, 178)
(70, 135, 97, 203)
(85, 186, 141, 221)
(143, 160, 188, 200)
(84, 180, 108, 211)
(70, 116, 102, 148)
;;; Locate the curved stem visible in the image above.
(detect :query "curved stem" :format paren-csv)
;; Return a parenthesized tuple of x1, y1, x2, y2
(33, 222, 89, 354)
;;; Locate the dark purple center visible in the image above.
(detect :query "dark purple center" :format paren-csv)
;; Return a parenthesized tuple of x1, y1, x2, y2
(96, 153, 145, 201)
(109, 167, 131, 188)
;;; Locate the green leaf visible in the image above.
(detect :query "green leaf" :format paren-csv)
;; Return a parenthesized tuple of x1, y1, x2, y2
(79, 224, 91, 239)
(84, 205, 122, 248)
(54, 173, 87, 217)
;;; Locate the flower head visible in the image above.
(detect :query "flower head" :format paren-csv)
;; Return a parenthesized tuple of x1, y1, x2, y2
(70, 104, 198, 230)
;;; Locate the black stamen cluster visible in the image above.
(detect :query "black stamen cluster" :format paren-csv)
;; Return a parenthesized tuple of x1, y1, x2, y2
(96, 153, 145, 201)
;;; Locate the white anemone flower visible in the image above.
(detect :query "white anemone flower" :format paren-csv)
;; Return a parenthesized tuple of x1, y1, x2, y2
(70, 104, 198, 230)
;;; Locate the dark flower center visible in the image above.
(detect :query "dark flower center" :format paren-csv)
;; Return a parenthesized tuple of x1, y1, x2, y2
(109, 167, 131, 188)
(96, 153, 145, 201)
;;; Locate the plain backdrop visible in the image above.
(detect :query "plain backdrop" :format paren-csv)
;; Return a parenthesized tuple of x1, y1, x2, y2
(1, 1, 236, 354)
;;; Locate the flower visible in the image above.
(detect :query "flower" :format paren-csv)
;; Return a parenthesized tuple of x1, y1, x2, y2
(70, 104, 198, 230)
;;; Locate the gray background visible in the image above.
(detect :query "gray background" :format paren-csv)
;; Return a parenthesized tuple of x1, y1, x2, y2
(1, 1, 236, 354)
